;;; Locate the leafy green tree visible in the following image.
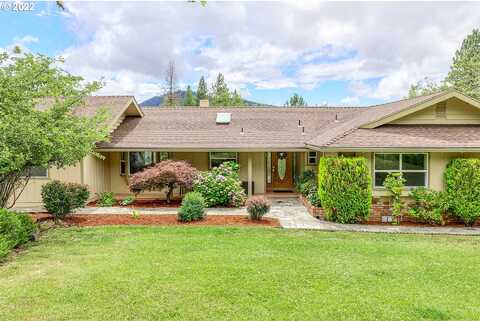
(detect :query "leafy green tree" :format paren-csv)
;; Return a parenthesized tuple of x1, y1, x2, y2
(183, 85, 196, 106)
(196, 76, 208, 105)
(446, 29, 480, 100)
(0, 53, 109, 208)
(231, 89, 243, 106)
(285, 93, 307, 106)
(407, 77, 449, 98)
(210, 73, 231, 106)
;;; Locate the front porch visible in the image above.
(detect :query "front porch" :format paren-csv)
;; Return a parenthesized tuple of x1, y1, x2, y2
(100, 150, 317, 200)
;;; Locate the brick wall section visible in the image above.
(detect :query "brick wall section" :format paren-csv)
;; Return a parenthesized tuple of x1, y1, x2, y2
(299, 195, 324, 219)
(305, 195, 480, 225)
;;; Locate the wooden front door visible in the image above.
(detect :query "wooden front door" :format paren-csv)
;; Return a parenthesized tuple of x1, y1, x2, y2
(271, 152, 294, 189)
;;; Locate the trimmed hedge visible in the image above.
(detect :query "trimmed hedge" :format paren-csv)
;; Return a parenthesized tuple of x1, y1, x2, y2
(318, 157, 371, 223)
(0, 209, 36, 259)
(444, 158, 480, 226)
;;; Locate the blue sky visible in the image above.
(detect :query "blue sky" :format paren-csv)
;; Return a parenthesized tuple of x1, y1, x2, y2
(1, 1, 479, 106)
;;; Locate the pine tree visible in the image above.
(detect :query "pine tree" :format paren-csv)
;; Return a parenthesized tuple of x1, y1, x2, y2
(285, 93, 307, 106)
(196, 76, 208, 105)
(231, 89, 243, 106)
(446, 29, 480, 100)
(184, 85, 196, 106)
(210, 73, 231, 106)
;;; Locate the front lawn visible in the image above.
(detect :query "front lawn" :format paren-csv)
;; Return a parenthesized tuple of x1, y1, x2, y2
(1, 227, 480, 321)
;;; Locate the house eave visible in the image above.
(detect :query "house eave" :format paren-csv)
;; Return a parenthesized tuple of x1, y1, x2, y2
(305, 144, 480, 153)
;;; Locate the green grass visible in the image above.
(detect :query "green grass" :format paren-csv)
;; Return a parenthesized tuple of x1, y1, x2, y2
(1, 227, 480, 321)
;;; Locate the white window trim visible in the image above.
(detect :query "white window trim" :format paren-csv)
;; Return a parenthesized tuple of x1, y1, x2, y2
(209, 152, 238, 169)
(123, 151, 157, 176)
(373, 152, 429, 189)
(306, 151, 318, 165)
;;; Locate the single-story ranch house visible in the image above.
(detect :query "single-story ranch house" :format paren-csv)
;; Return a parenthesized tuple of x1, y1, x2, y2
(15, 89, 480, 211)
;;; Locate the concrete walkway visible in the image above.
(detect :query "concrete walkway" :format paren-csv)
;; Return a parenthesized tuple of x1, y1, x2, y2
(20, 199, 480, 235)
(266, 197, 480, 235)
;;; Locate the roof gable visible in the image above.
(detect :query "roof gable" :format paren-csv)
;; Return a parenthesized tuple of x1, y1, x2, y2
(360, 90, 480, 128)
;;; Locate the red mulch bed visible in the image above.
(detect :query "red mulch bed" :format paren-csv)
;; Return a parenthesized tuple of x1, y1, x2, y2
(30, 214, 280, 228)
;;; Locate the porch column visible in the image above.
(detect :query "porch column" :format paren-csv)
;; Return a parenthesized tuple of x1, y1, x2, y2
(247, 154, 253, 197)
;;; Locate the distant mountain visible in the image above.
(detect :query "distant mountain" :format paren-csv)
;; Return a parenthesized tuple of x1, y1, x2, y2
(140, 90, 267, 107)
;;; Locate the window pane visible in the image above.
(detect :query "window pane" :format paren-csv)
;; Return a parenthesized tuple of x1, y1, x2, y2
(402, 154, 426, 170)
(211, 159, 229, 168)
(30, 166, 47, 177)
(210, 152, 237, 159)
(130, 152, 153, 174)
(266, 152, 272, 183)
(307, 152, 317, 164)
(375, 154, 400, 170)
(404, 172, 426, 187)
(375, 172, 391, 187)
(158, 152, 169, 162)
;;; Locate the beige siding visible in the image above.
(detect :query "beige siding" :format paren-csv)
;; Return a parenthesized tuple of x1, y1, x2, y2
(82, 154, 111, 198)
(391, 97, 480, 125)
(13, 163, 82, 208)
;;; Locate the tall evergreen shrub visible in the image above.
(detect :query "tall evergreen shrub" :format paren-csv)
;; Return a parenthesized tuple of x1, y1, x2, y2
(444, 159, 480, 226)
(318, 157, 372, 223)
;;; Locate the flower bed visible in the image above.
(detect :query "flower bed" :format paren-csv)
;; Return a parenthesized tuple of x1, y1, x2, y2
(88, 199, 182, 208)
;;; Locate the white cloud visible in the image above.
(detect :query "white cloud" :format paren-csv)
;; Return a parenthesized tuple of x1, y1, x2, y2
(14, 35, 39, 44)
(58, 1, 480, 103)
(340, 96, 360, 106)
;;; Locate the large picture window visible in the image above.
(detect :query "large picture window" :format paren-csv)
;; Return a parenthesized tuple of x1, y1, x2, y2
(24, 166, 48, 178)
(374, 153, 428, 188)
(129, 151, 154, 174)
(209, 152, 238, 168)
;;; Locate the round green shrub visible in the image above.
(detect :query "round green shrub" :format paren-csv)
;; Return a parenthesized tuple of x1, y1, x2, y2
(42, 181, 73, 220)
(318, 157, 371, 223)
(245, 196, 271, 220)
(42, 181, 90, 220)
(0, 209, 36, 259)
(67, 183, 90, 209)
(178, 192, 206, 222)
(444, 158, 480, 226)
(409, 187, 448, 225)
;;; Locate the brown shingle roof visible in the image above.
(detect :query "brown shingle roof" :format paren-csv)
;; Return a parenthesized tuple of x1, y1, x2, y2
(306, 91, 449, 147)
(94, 90, 480, 150)
(325, 124, 480, 149)
(96, 106, 364, 150)
(37, 96, 137, 125)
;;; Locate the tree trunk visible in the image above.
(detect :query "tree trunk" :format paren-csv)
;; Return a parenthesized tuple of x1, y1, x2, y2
(0, 171, 30, 208)
(166, 184, 174, 204)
